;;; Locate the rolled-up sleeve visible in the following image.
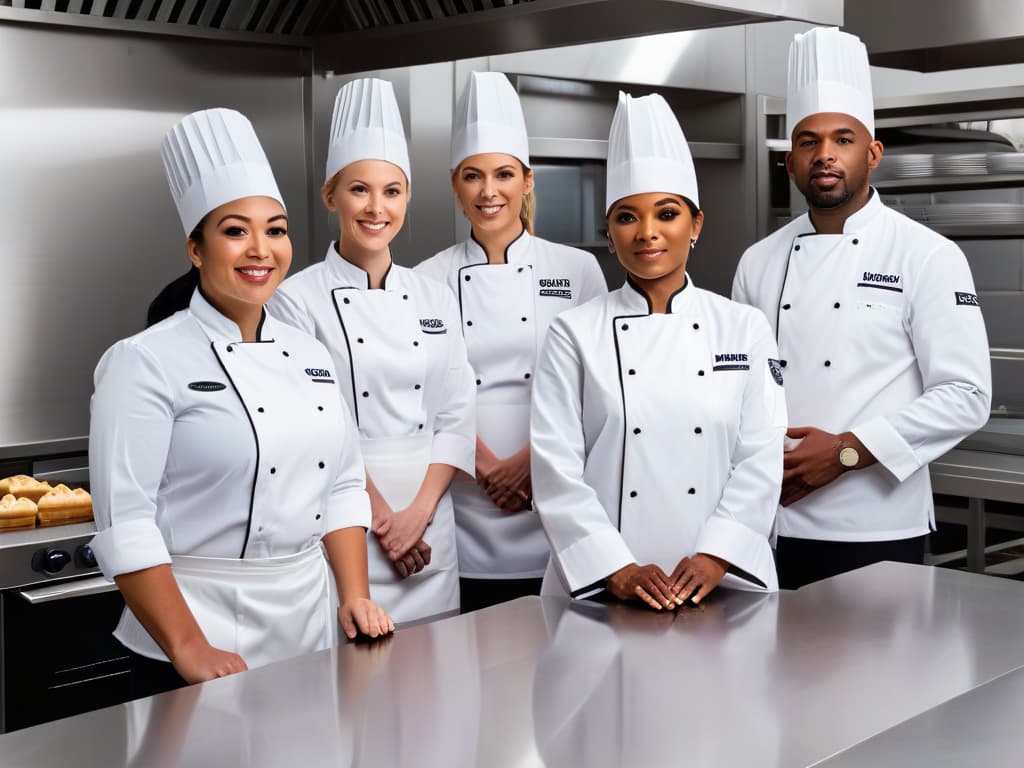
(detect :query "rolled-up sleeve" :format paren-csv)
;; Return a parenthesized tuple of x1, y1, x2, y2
(325, 409, 372, 532)
(429, 289, 476, 475)
(89, 341, 174, 579)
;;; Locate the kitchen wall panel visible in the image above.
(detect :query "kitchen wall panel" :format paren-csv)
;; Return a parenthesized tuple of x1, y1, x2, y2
(0, 23, 312, 448)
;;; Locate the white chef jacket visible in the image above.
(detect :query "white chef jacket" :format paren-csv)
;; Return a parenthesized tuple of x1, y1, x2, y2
(531, 276, 785, 598)
(90, 289, 370, 575)
(416, 230, 607, 578)
(732, 190, 991, 541)
(269, 244, 475, 471)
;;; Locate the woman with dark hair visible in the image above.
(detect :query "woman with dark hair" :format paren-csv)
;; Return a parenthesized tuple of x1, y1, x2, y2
(531, 93, 784, 609)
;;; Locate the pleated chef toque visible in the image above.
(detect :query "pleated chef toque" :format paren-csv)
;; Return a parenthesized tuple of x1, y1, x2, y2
(161, 108, 284, 236)
(787, 27, 875, 138)
(605, 91, 698, 214)
(451, 71, 530, 170)
(325, 77, 411, 185)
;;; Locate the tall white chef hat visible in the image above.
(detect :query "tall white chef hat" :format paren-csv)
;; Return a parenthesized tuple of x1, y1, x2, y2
(787, 27, 875, 138)
(161, 108, 284, 236)
(605, 91, 699, 214)
(451, 71, 531, 170)
(325, 77, 411, 186)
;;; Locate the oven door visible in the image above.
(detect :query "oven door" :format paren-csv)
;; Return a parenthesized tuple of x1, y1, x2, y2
(1, 576, 130, 733)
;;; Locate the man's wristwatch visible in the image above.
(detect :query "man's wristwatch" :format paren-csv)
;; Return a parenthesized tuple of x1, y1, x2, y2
(838, 445, 860, 470)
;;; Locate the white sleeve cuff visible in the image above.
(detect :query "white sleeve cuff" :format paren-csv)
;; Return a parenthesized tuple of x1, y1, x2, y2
(430, 432, 476, 477)
(326, 488, 372, 533)
(695, 516, 777, 592)
(853, 415, 921, 483)
(556, 528, 635, 597)
(90, 518, 172, 580)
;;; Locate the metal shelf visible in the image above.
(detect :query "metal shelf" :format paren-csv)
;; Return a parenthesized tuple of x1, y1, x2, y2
(875, 173, 1024, 194)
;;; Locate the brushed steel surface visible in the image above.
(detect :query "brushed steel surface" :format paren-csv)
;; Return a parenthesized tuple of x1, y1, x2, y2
(818, 664, 1024, 767)
(18, 575, 117, 604)
(930, 448, 1024, 502)
(3, 563, 1024, 766)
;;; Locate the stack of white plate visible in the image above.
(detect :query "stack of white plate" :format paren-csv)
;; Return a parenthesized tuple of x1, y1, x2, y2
(874, 153, 933, 181)
(893, 203, 1024, 230)
(933, 153, 988, 176)
(987, 153, 1024, 174)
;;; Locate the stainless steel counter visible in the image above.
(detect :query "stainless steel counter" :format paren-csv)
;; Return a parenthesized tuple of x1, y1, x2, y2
(3, 562, 1024, 767)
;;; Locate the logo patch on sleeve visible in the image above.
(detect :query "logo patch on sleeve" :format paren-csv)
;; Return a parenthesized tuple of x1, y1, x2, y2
(539, 278, 573, 299)
(955, 292, 980, 307)
(420, 318, 447, 334)
(712, 353, 750, 371)
(188, 381, 226, 392)
(304, 367, 335, 383)
(768, 359, 784, 386)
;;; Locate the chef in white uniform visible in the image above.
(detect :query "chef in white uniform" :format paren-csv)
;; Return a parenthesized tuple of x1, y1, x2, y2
(532, 92, 785, 610)
(270, 79, 476, 624)
(415, 71, 607, 613)
(732, 28, 991, 589)
(90, 108, 392, 698)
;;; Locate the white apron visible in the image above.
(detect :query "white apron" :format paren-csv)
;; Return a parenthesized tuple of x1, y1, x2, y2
(115, 543, 332, 669)
(361, 434, 460, 624)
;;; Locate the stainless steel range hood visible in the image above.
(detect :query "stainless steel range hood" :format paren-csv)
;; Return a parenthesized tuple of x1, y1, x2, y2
(0, 0, 843, 70)
(846, 0, 1024, 72)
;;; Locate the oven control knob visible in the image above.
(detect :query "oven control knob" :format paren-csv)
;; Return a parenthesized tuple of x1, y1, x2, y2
(75, 544, 98, 568)
(31, 547, 72, 575)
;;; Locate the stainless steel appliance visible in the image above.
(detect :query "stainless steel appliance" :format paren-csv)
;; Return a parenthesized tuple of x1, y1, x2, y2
(0, 518, 127, 734)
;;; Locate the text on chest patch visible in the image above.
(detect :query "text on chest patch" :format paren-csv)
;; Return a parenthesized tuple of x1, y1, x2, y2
(305, 367, 335, 384)
(857, 271, 903, 292)
(420, 318, 447, 334)
(713, 353, 750, 371)
(955, 292, 980, 307)
(188, 381, 227, 392)
(539, 277, 572, 299)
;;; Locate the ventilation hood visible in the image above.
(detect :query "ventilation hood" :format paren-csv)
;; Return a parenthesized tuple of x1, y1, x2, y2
(0, 0, 842, 72)
(846, 0, 1024, 72)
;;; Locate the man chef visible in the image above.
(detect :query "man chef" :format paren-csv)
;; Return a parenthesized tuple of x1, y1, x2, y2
(732, 27, 992, 589)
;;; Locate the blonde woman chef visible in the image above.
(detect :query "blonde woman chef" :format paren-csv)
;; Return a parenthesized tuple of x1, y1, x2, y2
(270, 79, 476, 624)
(532, 93, 784, 609)
(90, 109, 392, 698)
(416, 72, 606, 612)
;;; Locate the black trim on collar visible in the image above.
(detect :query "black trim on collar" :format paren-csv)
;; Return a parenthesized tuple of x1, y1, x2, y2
(624, 274, 688, 315)
(196, 286, 275, 344)
(333, 241, 392, 290)
(210, 341, 260, 559)
(255, 308, 267, 341)
(470, 225, 527, 265)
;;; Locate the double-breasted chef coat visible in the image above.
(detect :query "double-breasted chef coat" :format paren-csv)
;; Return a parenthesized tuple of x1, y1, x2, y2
(531, 276, 785, 598)
(732, 191, 991, 542)
(270, 245, 476, 623)
(90, 289, 371, 667)
(415, 230, 607, 579)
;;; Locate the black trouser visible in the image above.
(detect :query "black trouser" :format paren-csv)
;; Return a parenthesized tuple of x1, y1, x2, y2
(125, 646, 189, 701)
(775, 535, 926, 590)
(459, 577, 543, 614)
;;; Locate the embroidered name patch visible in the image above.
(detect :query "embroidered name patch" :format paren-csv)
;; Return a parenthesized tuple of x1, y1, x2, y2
(539, 278, 572, 299)
(955, 292, 980, 307)
(713, 353, 750, 371)
(768, 359, 784, 386)
(305, 367, 335, 384)
(857, 271, 903, 292)
(188, 381, 226, 392)
(420, 318, 447, 334)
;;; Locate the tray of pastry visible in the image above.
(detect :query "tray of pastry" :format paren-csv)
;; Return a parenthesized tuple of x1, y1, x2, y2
(0, 475, 93, 531)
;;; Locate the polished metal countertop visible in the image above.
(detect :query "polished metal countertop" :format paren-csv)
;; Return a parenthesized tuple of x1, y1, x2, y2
(3, 562, 1024, 767)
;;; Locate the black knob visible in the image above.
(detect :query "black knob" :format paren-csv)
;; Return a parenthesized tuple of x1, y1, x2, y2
(75, 544, 97, 568)
(32, 547, 72, 575)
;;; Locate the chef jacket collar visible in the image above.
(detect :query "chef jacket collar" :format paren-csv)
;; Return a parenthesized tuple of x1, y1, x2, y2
(189, 287, 271, 343)
(465, 226, 531, 265)
(803, 187, 883, 236)
(620, 272, 694, 315)
(325, 241, 397, 290)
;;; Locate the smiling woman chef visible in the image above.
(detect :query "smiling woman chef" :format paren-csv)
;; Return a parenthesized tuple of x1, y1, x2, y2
(415, 72, 606, 613)
(531, 93, 785, 609)
(270, 79, 476, 624)
(89, 108, 392, 698)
